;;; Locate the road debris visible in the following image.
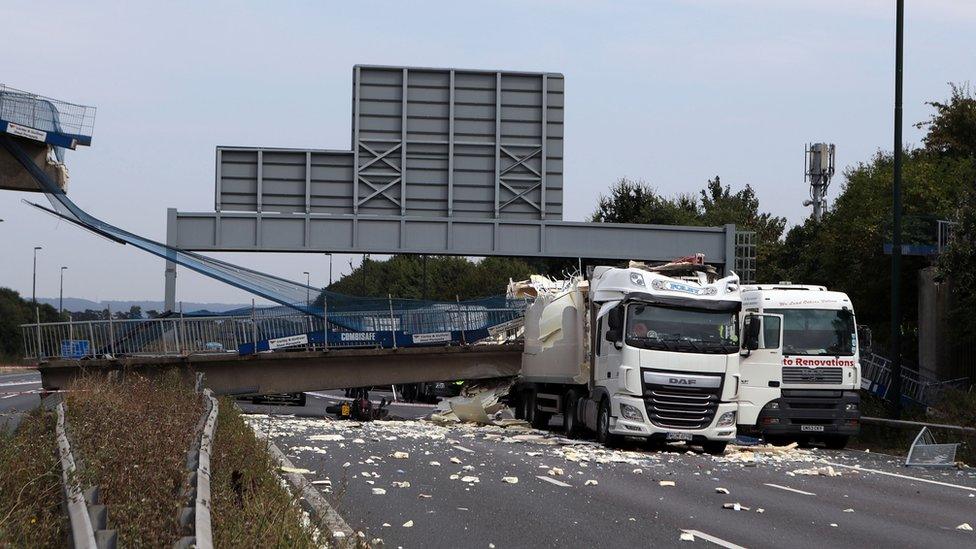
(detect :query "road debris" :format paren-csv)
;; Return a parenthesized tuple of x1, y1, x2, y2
(310, 434, 345, 441)
(843, 508, 854, 513)
(450, 457, 463, 464)
(756, 508, 764, 514)
(715, 487, 730, 494)
(679, 532, 695, 542)
(371, 487, 387, 495)
(429, 460, 441, 466)
(792, 466, 841, 477)
(584, 479, 598, 486)
(281, 466, 313, 474)
(632, 468, 643, 474)
(548, 467, 565, 476)
(830, 523, 838, 528)
(392, 481, 411, 488)
(958, 523, 973, 531)
(460, 475, 480, 483)
(723, 502, 749, 511)
(502, 476, 519, 484)
(660, 480, 676, 487)
(392, 451, 409, 459)
(402, 520, 414, 528)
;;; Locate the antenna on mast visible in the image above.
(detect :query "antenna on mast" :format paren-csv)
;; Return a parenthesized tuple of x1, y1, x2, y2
(803, 143, 835, 221)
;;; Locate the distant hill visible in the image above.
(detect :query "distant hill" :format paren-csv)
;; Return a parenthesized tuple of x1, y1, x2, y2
(35, 297, 251, 314)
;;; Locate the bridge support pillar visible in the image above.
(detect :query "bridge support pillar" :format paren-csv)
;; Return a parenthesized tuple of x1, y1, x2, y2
(164, 208, 177, 312)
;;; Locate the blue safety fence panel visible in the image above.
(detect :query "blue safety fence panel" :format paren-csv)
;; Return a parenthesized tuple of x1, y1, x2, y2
(60, 339, 90, 359)
(237, 328, 491, 355)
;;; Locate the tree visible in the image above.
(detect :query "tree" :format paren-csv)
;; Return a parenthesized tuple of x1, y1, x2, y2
(0, 287, 60, 360)
(590, 176, 786, 281)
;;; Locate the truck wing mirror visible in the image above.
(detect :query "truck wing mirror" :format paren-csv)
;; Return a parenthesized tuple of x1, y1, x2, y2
(606, 329, 621, 343)
(742, 314, 761, 353)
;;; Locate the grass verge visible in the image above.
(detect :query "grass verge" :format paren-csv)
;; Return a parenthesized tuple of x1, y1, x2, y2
(66, 370, 204, 545)
(210, 399, 320, 548)
(0, 408, 66, 546)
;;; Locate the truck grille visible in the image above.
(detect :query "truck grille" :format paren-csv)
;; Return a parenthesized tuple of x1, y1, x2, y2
(782, 367, 843, 385)
(643, 385, 720, 430)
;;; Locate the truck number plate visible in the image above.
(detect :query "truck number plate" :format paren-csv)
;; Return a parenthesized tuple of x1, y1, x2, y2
(666, 432, 693, 441)
(800, 425, 825, 432)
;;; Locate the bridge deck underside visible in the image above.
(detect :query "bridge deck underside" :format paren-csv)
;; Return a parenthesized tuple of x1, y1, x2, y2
(37, 344, 524, 396)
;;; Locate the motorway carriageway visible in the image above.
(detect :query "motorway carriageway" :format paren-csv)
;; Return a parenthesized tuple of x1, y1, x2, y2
(239, 391, 976, 549)
(0, 369, 45, 433)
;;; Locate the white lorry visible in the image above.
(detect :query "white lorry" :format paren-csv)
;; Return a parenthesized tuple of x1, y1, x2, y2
(510, 260, 742, 453)
(736, 284, 860, 448)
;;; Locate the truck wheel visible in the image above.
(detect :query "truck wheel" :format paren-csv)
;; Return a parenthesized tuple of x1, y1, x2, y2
(562, 390, 581, 438)
(823, 435, 850, 450)
(296, 393, 307, 407)
(596, 399, 620, 448)
(701, 441, 728, 455)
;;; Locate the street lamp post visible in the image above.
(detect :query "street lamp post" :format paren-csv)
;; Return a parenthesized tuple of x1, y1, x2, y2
(32, 246, 42, 306)
(326, 253, 333, 286)
(303, 271, 311, 309)
(59, 266, 68, 319)
(889, 0, 905, 417)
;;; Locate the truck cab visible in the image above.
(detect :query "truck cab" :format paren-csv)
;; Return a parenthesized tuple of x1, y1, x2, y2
(737, 284, 860, 448)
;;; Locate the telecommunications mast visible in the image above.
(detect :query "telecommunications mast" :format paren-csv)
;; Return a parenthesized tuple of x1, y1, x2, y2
(803, 143, 835, 221)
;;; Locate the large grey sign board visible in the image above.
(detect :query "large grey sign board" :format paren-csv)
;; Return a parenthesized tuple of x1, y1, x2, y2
(216, 65, 564, 220)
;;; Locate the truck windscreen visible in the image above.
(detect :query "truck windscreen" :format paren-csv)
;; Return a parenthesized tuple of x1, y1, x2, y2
(766, 308, 855, 356)
(625, 303, 738, 354)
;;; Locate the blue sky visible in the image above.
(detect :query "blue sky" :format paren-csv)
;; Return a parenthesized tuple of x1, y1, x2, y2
(1, 0, 973, 304)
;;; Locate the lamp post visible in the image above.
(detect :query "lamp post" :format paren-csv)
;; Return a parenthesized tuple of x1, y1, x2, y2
(325, 253, 333, 286)
(889, 0, 905, 417)
(303, 271, 311, 309)
(32, 246, 42, 306)
(59, 266, 68, 319)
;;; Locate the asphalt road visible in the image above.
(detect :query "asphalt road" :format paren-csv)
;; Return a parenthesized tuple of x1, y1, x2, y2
(248, 391, 976, 549)
(0, 369, 44, 433)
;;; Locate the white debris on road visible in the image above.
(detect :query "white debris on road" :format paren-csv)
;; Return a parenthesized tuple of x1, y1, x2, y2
(281, 466, 313, 474)
(371, 488, 387, 495)
(792, 466, 841, 477)
(402, 520, 414, 528)
(392, 451, 409, 459)
(660, 480, 676, 487)
(679, 532, 696, 542)
(392, 481, 411, 488)
(715, 487, 730, 494)
(584, 479, 598, 486)
(502, 476, 519, 484)
(958, 523, 973, 531)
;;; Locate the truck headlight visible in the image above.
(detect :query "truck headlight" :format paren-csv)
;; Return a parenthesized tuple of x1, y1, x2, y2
(620, 403, 643, 421)
(844, 403, 858, 411)
(716, 411, 736, 427)
(766, 401, 780, 410)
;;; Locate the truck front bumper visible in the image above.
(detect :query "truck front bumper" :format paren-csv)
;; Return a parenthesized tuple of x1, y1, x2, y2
(609, 395, 736, 441)
(755, 389, 860, 437)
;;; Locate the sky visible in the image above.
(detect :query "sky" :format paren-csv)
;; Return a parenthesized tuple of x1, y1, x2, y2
(1, 0, 974, 305)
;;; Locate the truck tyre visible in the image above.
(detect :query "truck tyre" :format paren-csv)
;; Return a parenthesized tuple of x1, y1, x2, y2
(701, 441, 728, 455)
(525, 390, 550, 428)
(823, 435, 850, 450)
(596, 399, 621, 448)
(562, 390, 581, 438)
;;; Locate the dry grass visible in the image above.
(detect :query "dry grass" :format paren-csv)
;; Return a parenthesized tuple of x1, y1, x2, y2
(210, 399, 320, 548)
(0, 408, 66, 547)
(65, 369, 204, 546)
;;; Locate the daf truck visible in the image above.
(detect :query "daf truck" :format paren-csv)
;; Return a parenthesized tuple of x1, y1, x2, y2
(510, 260, 742, 454)
(737, 284, 860, 449)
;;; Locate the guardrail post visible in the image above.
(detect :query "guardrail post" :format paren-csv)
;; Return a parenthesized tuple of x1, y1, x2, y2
(251, 300, 258, 352)
(456, 295, 466, 345)
(388, 294, 397, 349)
(107, 306, 116, 358)
(88, 322, 95, 359)
(179, 302, 187, 356)
(322, 297, 329, 351)
(35, 307, 42, 360)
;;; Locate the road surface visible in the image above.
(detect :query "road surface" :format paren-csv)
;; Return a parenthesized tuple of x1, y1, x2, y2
(0, 369, 43, 433)
(245, 391, 976, 549)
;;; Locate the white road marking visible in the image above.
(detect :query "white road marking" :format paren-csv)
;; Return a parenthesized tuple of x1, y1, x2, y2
(0, 381, 40, 387)
(536, 475, 571, 488)
(453, 445, 474, 453)
(764, 483, 816, 496)
(824, 461, 976, 493)
(681, 529, 747, 549)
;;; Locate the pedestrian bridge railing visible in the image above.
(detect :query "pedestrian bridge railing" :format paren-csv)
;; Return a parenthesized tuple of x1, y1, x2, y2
(21, 305, 526, 361)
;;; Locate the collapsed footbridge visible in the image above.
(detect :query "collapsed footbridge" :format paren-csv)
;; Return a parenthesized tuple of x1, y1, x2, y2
(3, 69, 751, 394)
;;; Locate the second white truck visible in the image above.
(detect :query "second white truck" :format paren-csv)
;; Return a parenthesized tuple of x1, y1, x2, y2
(736, 283, 861, 448)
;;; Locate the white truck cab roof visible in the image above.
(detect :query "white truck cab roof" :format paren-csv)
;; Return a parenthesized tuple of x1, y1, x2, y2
(741, 284, 852, 311)
(591, 266, 740, 308)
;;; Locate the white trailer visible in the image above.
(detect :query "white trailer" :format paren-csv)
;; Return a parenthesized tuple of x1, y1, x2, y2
(511, 262, 742, 453)
(737, 284, 861, 448)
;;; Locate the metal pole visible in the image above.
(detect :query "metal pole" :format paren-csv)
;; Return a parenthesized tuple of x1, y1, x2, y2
(179, 301, 186, 355)
(59, 266, 67, 319)
(457, 295, 466, 345)
(108, 305, 116, 357)
(322, 296, 329, 351)
(32, 246, 41, 305)
(36, 307, 42, 360)
(327, 253, 333, 286)
(889, 0, 905, 418)
(388, 294, 397, 349)
(251, 299, 258, 353)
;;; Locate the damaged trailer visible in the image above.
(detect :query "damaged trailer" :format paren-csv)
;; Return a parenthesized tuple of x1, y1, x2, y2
(508, 260, 742, 453)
